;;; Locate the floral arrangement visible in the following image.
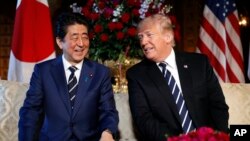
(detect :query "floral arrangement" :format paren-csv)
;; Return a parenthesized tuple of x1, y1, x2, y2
(167, 127, 229, 141)
(70, 0, 178, 62)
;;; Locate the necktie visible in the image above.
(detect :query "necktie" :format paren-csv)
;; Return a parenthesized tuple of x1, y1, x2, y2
(159, 62, 195, 133)
(68, 66, 78, 109)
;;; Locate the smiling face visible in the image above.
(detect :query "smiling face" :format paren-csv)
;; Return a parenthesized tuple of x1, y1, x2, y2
(56, 23, 89, 65)
(137, 14, 175, 62)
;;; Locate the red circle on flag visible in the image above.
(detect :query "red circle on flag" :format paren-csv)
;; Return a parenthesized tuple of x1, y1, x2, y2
(11, 0, 55, 62)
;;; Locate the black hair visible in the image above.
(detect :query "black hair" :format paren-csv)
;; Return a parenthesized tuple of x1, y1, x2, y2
(55, 12, 89, 40)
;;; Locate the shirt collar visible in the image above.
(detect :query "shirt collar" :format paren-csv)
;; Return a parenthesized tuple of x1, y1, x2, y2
(62, 55, 83, 72)
(156, 48, 176, 69)
(164, 48, 176, 69)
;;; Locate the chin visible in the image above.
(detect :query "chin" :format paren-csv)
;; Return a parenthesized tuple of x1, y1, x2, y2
(145, 54, 155, 60)
(73, 56, 84, 62)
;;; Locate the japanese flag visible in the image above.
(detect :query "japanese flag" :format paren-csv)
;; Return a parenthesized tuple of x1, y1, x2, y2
(8, 0, 56, 83)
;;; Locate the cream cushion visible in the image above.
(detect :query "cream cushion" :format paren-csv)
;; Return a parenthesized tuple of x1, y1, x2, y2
(0, 80, 28, 141)
(220, 83, 250, 125)
(0, 80, 250, 141)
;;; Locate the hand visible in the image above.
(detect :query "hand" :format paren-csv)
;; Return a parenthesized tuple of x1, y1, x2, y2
(99, 130, 114, 141)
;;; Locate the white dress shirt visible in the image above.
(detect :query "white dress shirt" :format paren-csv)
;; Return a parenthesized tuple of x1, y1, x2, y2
(62, 55, 83, 83)
(157, 48, 183, 92)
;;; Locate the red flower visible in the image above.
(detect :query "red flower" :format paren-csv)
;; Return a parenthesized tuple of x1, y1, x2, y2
(127, 27, 137, 37)
(108, 22, 116, 31)
(97, 1, 105, 10)
(127, 0, 136, 6)
(94, 24, 103, 33)
(132, 9, 140, 17)
(71, 0, 173, 61)
(81, 7, 91, 18)
(121, 13, 130, 23)
(86, 0, 94, 7)
(100, 33, 109, 42)
(89, 31, 94, 40)
(112, 1, 120, 7)
(90, 13, 100, 21)
(167, 127, 229, 141)
(127, 0, 141, 7)
(196, 126, 214, 138)
(216, 132, 230, 140)
(116, 32, 124, 40)
(115, 22, 123, 30)
(103, 8, 113, 19)
(145, 12, 152, 17)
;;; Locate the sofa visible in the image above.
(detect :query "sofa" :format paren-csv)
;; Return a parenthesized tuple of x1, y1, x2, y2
(0, 80, 250, 141)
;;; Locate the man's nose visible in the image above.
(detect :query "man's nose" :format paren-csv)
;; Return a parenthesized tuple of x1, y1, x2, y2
(77, 38, 83, 46)
(140, 36, 148, 46)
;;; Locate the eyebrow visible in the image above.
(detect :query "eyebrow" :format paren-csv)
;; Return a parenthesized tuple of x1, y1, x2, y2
(71, 32, 89, 36)
(138, 31, 157, 36)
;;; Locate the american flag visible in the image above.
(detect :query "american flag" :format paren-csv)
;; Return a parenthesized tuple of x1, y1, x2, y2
(197, 0, 245, 83)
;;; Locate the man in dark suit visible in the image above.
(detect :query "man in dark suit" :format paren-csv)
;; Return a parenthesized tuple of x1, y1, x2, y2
(18, 12, 119, 141)
(126, 14, 229, 141)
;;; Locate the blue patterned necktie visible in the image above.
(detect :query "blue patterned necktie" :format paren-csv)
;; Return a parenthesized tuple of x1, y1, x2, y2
(68, 66, 78, 110)
(159, 62, 195, 133)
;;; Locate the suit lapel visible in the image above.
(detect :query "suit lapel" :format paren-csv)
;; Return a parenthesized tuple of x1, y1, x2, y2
(175, 52, 198, 125)
(72, 59, 93, 119)
(51, 56, 72, 115)
(146, 61, 181, 123)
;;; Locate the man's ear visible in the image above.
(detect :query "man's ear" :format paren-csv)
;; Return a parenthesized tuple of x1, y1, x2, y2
(163, 32, 173, 43)
(56, 37, 63, 49)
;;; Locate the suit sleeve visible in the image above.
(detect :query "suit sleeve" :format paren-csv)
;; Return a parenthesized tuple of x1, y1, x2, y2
(18, 64, 44, 141)
(204, 56, 229, 132)
(126, 70, 170, 141)
(98, 67, 119, 136)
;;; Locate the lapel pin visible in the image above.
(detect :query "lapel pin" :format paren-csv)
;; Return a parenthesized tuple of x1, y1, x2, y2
(184, 65, 188, 68)
(85, 73, 93, 82)
(90, 73, 93, 77)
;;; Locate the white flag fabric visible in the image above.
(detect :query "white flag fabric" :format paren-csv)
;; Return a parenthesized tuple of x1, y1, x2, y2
(8, 0, 56, 83)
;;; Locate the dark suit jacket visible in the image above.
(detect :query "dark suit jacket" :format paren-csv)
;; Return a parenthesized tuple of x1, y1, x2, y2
(126, 51, 229, 141)
(18, 56, 119, 141)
